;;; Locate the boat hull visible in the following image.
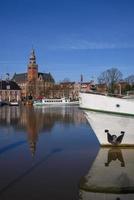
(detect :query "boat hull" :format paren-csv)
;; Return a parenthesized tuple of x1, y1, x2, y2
(33, 101, 79, 106)
(79, 92, 134, 116)
(9, 102, 19, 106)
(85, 111, 134, 146)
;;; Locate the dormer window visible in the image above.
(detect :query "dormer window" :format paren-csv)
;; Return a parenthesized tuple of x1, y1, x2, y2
(39, 75, 42, 80)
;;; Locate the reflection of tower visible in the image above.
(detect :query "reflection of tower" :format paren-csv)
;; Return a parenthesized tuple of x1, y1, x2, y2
(27, 49, 38, 81)
(29, 141, 36, 158)
(27, 122, 38, 156)
(27, 124, 38, 157)
(26, 108, 39, 157)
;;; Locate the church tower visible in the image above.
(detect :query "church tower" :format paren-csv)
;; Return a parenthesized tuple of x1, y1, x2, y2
(27, 49, 38, 81)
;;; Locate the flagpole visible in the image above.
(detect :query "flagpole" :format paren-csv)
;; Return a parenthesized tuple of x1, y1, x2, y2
(0, 75, 2, 101)
(80, 74, 83, 92)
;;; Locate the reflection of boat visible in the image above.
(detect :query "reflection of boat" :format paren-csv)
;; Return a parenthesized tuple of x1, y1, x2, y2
(0, 101, 4, 106)
(33, 97, 79, 106)
(79, 148, 134, 199)
(0, 100, 7, 106)
(79, 92, 134, 116)
(85, 111, 134, 146)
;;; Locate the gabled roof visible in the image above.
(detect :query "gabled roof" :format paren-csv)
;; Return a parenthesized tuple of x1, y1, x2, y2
(12, 72, 55, 83)
(60, 81, 75, 85)
(12, 73, 27, 82)
(38, 72, 55, 82)
(0, 80, 21, 90)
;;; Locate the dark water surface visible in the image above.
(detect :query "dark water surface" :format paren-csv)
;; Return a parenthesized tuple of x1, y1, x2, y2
(0, 105, 99, 200)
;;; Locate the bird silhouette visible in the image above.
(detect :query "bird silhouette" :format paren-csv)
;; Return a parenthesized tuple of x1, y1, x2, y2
(105, 129, 125, 145)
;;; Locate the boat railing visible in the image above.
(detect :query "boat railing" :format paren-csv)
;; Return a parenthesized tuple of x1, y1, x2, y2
(80, 91, 107, 96)
(80, 91, 125, 98)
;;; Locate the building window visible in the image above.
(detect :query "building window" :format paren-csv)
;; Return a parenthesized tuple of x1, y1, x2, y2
(6, 85, 10, 90)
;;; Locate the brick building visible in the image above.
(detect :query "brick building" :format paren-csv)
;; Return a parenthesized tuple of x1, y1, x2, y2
(0, 80, 21, 102)
(12, 49, 55, 99)
(48, 81, 95, 100)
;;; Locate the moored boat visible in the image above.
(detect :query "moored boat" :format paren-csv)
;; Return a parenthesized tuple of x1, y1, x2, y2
(79, 92, 134, 116)
(33, 97, 79, 106)
(9, 101, 19, 106)
(84, 110, 134, 146)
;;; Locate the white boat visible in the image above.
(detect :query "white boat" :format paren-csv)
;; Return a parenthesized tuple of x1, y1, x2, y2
(79, 148, 134, 200)
(9, 101, 19, 106)
(33, 97, 79, 106)
(79, 92, 134, 116)
(84, 110, 134, 146)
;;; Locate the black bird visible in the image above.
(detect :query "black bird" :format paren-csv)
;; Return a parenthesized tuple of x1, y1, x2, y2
(105, 129, 125, 145)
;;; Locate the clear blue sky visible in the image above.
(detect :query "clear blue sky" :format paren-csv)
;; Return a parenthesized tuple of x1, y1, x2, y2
(0, 0, 134, 82)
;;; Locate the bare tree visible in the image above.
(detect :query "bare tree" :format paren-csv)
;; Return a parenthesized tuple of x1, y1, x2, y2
(98, 68, 123, 93)
(61, 78, 70, 83)
(125, 75, 134, 85)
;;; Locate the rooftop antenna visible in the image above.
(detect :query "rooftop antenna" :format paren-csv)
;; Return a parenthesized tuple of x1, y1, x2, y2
(80, 74, 83, 83)
(32, 44, 34, 50)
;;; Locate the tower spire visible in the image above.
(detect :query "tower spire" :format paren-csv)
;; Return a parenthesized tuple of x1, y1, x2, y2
(27, 48, 38, 81)
(29, 48, 36, 64)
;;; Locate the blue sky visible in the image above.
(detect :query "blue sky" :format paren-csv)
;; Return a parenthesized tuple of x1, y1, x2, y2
(0, 0, 134, 82)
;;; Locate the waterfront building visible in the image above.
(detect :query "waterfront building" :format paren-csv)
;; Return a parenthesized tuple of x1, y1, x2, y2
(96, 83, 108, 93)
(48, 82, 80, 100)
(96, 81, 133, 95)
(12, 49, 55, 99)
(47, 81, 96, 100)
(0, 80, 21, 102)
(80, 81, 96, 92)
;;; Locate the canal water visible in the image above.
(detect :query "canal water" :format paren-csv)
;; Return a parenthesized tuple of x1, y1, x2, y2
(0, 105, 99, 200)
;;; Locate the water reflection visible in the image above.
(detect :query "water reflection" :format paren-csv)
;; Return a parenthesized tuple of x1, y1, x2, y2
(0, 106, 86, 128)
(79, 147, 134, 200)
(0, 106, 87, 157)
(0, 148, 63, 196)
(0, 105, 98, 200)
